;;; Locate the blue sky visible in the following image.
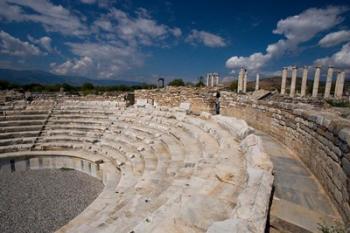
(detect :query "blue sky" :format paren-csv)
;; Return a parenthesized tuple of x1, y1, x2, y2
(0, 0, 350, 83)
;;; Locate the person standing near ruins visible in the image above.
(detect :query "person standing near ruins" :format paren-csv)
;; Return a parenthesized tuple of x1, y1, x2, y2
(215, 91, 221, 114)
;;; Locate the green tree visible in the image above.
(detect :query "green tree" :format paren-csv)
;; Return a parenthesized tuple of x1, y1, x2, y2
(229, 80, 238, 92)
(195, 76, 205, 87)
(168, 79, 185, 86)
(0, 80, 10, 90)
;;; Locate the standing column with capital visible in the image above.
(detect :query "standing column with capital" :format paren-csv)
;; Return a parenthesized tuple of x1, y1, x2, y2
(335, 71, 345, 99)
(324, 66, 334, 98)
(300, 66, 308, 97)
(281, 67, 287, 95)
(243, 70, 247, 93)
(290, 66, 297, 97)
(312, 66, 321, 98)
(255, 73, 260, 91)
(238, 68, 244, 93)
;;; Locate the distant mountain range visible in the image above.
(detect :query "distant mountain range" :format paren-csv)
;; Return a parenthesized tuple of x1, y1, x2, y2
(0, 68, 143, 86)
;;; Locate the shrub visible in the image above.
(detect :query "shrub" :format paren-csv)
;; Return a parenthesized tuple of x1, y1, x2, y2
(168, 79, 185, 86)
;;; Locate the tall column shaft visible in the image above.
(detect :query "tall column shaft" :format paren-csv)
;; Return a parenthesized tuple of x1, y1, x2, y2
(211, 74, 214, 87)
(301, 67, 308, 97)
(206, 75, 209, 86)
(281, 67, 287, 95)
(216, 75, 219, 85)
(255, 73, 260, 91)
(243, 71, 247, 93)
(238, 68, 244, 93)
(312, 66, 321, 98)
(334, 72, 340, 97)
(290, 66, 297, 97)
(335, 71, 345, 99)
(324, 67, 334, 98)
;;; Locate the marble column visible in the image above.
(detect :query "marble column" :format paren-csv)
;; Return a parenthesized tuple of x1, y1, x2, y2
(290, 66, 297, 97)
(312, 66, 321, 98)
(211, 74, 214, 87)
(300, 66, 308, 97)
(216, 75, 220, 85)
(238, 68, 244, 93)
(255, 73, 260, 91)
(206, 74, 209, 87)
(243, 70, 247, 93)
(324, 66, 334, 98)
(335, 71, 345, 99)
(281, 67, 287, 95)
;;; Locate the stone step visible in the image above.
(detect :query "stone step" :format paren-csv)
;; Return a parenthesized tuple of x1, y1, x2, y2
(0, 119, 45, 127)
(0, 125, 43, 133)
(48, 119, 107, 125)
(0, 137, 36, 146)
(0, 131, 39, 139)
(0, 143, 33, 153)
(269, 198, 340, 233)
(3, 110, 49, 115)
(0, 114, 48, 121)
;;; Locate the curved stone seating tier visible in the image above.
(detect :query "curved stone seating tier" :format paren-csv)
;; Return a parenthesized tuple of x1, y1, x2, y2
(0, 100, 275, 233)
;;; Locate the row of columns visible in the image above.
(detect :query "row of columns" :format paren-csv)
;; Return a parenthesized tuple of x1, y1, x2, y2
(281, 66, 346, 99)
(238, 68, 261, 93)
(206, 73, 220, 87)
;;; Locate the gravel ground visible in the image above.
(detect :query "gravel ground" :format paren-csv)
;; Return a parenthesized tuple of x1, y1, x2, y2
(0, 169, 104, 233)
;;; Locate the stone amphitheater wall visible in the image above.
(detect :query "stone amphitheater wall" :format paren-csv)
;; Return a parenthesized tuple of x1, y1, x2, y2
(0, 153, 103, 180)
(219, 91, 350, 222)
(135, 87, 217, 114)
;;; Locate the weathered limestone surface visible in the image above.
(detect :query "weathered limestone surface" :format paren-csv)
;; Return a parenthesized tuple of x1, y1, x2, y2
(281, 67, 288, 95)
(135, 87, 218, 114)
(300, 66, 308, 97)
(220, 91, 350, 223)
(207, 134, 274, 233)
(312, 66, 321, 97)
(324, 67, 334, 98)
(290, 66, 297, 98)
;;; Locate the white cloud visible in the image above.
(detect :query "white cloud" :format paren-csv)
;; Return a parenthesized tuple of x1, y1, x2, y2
(319, 30, 350, 47)
(51, 41, 143, 79)
(39, 36, 52, 52)
(0, 2, 183, 79)
(0, 0, 88, 36)
(0, 30, 41, 56)
(315, 42, 350, 68)
(186, 30, 226, 47)
(226, 6, 348, 72)
(93, 8, 181, 46)
(51, 56, 93, 76)
(28, 35, 53, 52)
(80, 0, 96, 4)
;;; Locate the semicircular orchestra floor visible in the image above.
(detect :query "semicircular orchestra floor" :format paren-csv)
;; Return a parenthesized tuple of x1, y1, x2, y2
(0, 168, 104, 233)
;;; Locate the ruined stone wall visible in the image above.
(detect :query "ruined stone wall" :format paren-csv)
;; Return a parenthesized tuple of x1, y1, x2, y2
(134, 87, 217, 114)
(220, 91, 350, 222)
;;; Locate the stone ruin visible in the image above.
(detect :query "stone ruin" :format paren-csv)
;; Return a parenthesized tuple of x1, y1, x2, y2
(0, 81, 349, 233)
